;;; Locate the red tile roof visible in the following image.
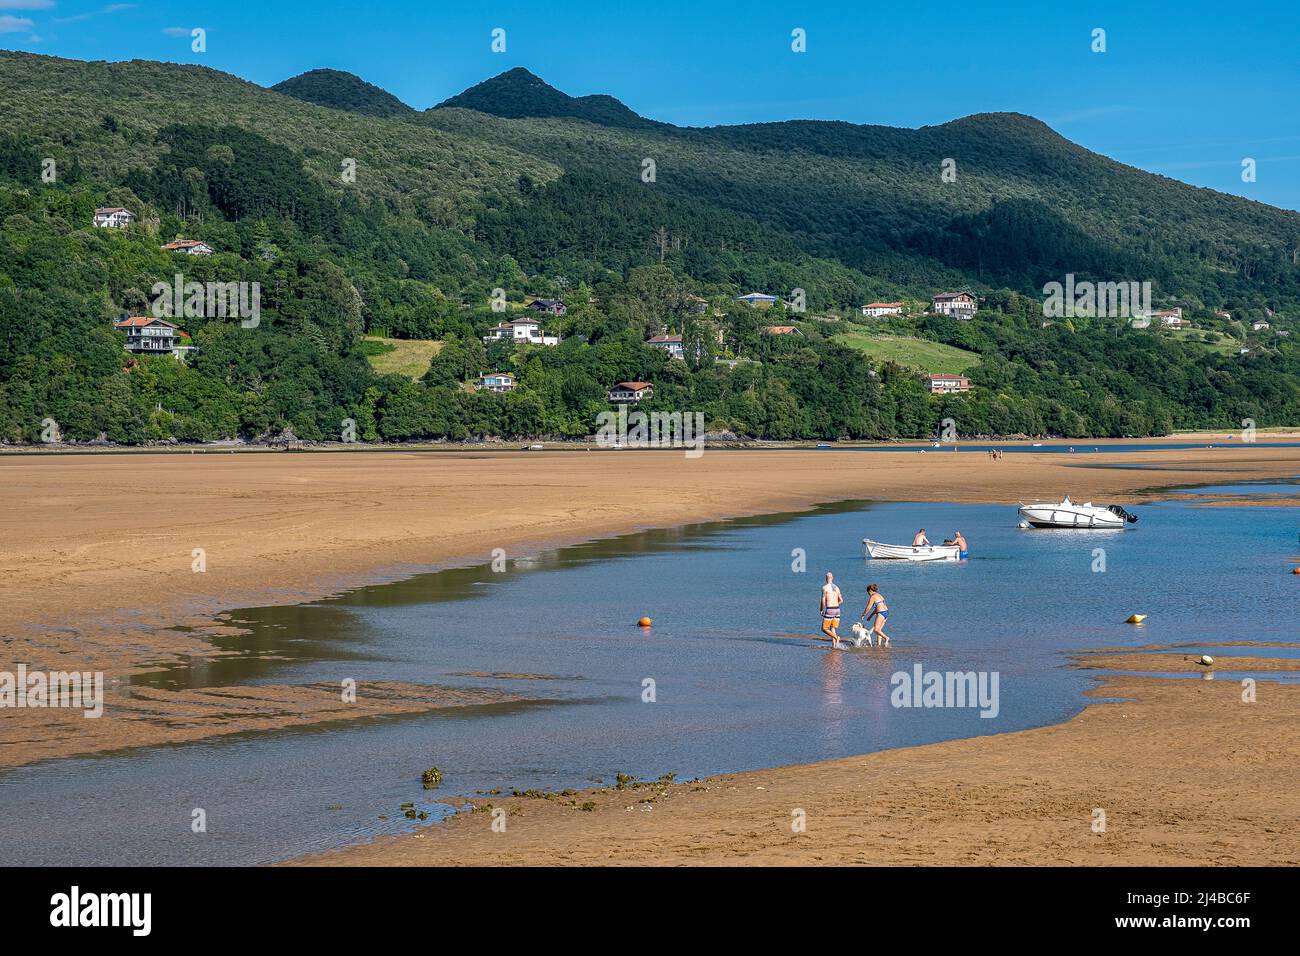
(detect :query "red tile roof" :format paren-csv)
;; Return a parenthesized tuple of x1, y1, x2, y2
(114, 316, 179, 329)
(613, 381, 652, 390)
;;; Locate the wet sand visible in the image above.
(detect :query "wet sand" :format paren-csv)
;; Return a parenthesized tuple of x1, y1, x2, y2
(304, 660, 1300, 867)
(3, 445, 1298, 777)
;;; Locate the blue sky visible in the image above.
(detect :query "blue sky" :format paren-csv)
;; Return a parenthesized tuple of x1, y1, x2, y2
(4, 0, 1299, 210)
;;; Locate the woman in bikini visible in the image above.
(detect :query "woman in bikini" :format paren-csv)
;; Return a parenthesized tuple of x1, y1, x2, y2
(860, 583, 890, 646)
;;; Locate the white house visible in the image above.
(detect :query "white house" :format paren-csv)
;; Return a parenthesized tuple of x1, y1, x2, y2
(608, 381, 653, 402)
(925, 373, 971, 395)
(161, 239, 214, 256)
(1153, 310, 1190, 328)
(861, 301, 903, 317)
(931, 292, 976, 319)
(93, 207, 135, 229)
(647, 334, 684, 359)
(1252, 319, 1271, 331)
(477, 372, 516, 393)
(482, 317, 559, 346)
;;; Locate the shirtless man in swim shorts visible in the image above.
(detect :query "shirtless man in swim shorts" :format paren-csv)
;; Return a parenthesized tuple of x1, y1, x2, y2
(820, 571, 844, 647)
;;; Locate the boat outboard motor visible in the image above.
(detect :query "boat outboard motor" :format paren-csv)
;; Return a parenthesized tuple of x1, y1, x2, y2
(1107, 504, 1138, 524)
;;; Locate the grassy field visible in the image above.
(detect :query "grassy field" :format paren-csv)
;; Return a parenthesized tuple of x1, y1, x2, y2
(833, 330, 981, 373)
(361, 336, 443, 378)
(1164, 328, 1241, 356)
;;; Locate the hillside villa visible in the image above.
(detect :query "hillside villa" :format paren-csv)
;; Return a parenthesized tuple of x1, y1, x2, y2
(1253, 319, 1271, 331)
(931, 292, 977, 319)
(647, 334, 685, 359)
(861, 301, 903, 317)
(763, 325, 802, 336)
(1154, 310, 1190, 328)
(734, 292, 778, 307)
(685, 294, 709, 313)
(608, 381, 653, 402)
(477, 372, 516, 393)
(483, 317, 559, 346)
(161, 239, 215, 256)
(93, 207, 134, 229)
(925, 372, 971, 395)
(526, 298, 567, 316)
(113, 316, 193, 359)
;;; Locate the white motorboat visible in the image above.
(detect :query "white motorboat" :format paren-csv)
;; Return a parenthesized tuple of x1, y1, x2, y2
(1017, 496, 1137, 529)
(863, 538, 962, 561)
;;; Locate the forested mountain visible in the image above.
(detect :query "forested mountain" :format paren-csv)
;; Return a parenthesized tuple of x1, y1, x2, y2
(434, 67, 658, 130)
(271, 68, 414, 118)
(1, 51, 1298, 445)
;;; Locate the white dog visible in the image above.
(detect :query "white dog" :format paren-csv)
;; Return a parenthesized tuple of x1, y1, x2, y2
(849, 622, 873, 648)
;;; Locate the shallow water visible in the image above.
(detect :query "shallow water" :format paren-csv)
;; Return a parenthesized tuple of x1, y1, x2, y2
(1, 485, 1296, 865)
(819, 441, 1300, 454)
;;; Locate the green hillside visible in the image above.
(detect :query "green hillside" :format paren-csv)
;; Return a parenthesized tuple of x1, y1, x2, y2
(1, 53, 1299, 445)
(272, 68, 414, 118)
(834, 331, 981, 374)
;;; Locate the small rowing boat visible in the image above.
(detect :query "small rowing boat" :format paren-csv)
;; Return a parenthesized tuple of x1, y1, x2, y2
(863, 538, 962, 561)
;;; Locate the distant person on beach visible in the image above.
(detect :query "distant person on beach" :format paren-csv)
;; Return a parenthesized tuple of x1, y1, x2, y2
(860, 584, 890, 646)
(912, 528, 929, 547)
(820, 571, 844, 647)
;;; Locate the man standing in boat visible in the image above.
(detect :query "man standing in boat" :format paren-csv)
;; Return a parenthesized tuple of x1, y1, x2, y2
(819, 571, 844, 647)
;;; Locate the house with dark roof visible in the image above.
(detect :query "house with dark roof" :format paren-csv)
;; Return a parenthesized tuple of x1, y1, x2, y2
(931, 292, 976, 319)
(526, 298, 567, 316)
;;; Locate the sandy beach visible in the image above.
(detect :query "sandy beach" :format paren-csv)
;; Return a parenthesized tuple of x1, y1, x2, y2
(3, 444, 1299, 865)
(301, 663, 1300, 867)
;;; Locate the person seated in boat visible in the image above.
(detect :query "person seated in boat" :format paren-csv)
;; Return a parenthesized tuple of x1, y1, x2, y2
(859, 584, 890, 647)
(819, 571, 844, 648)
(912, 529, 930, 547)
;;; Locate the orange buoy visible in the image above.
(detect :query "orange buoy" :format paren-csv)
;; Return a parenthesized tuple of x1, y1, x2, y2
(638, 617, 653, 627)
